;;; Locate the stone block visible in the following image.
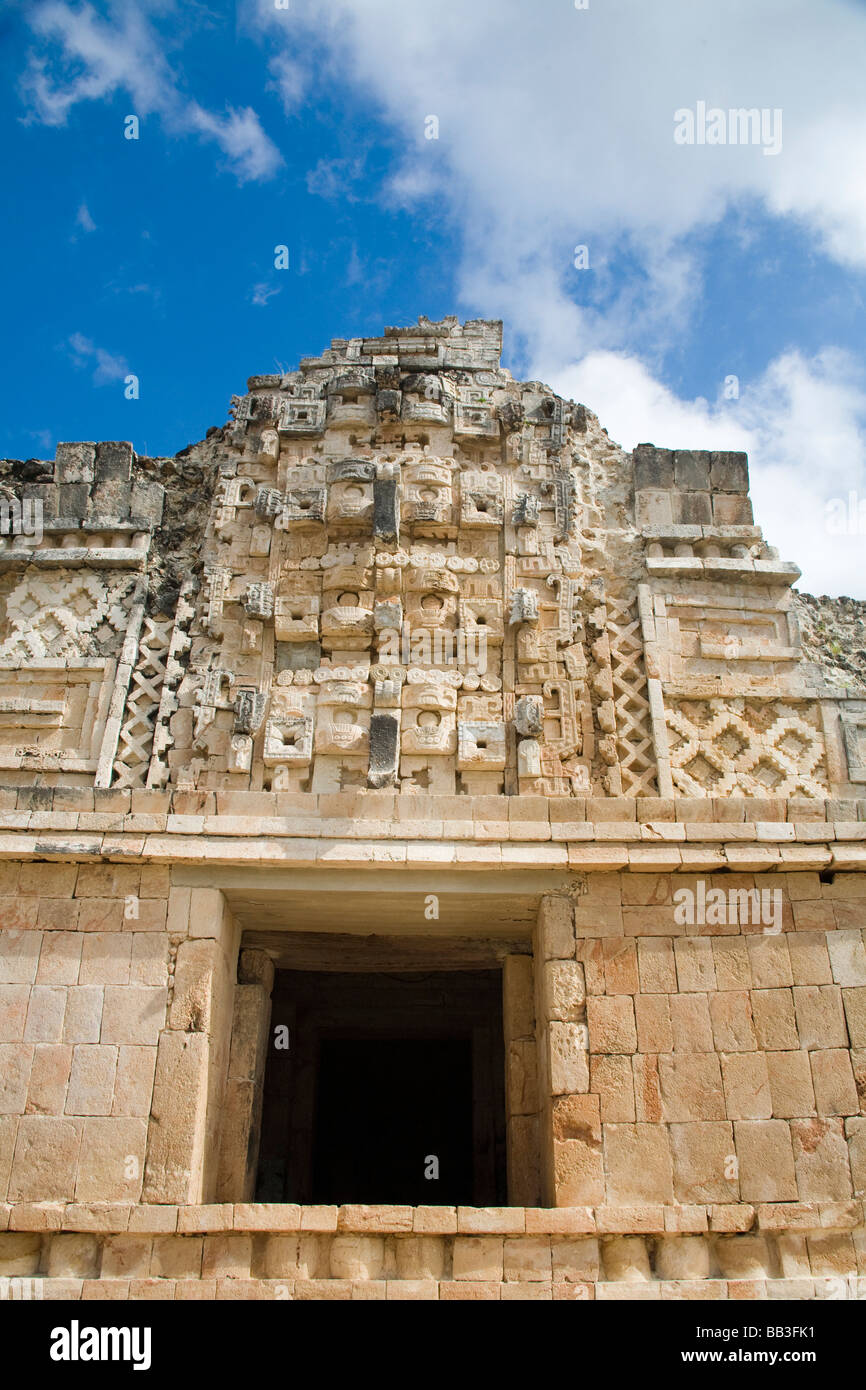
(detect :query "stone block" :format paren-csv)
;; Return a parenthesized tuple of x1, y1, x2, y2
(602, 1236, 652, 1282)
(670, 1121, 738, 1204)
(793, 986, 848, 1050)
(669, 994, 714, 1052)
(65, 1045, 118, 1116)
(791, 1118, 853, 1200)
(451, 1237, 503, 1281)
(536, 896, 574, 960)
(550, 1236, 600, 1282)
(141, 1032, 209, 1204)
(827, 931, 866, 987)
(810, 1050, 859, 1116)
(637, 938, 678, 993)
(659, 1054, 725, 1121)
(548, 1022, 589, 1094)
(0, 1232, 41, 1275)
(553, 1137, 605, 1206)
(502, 956, 534, 1040)
(46, 1233, 100, 1279)
(113, 1046, 157, 1117)
(150, 1235, 203, 1279)
(23, 986, 66, 1044)
(655, 1236, 710, 1281)
(9, 1116, 81, 1201)
(75, 1117, 147, 1202)
(586, 996, 637, 1054)
(604, 1124, 674, 1203)
(734, 1121, 797, 1202)
(101, 987, 167, 1046)
(602, 940, 639, 994)
(751, 989, 799, 1051)
(766, 1051, 816, 1118)
(709, 992, 756, 1052)
(591, 1055, 635, 1122)
(720, 1052, 771, 1120)
(394, 1237, 445, 1281)
(503, 1236, 551, 1282)
(542, 960, 586, 1021)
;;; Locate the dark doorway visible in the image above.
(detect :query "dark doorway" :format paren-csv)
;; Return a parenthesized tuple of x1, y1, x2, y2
(256, 968, 507, 1207)
(313, 1038, 473, 1204)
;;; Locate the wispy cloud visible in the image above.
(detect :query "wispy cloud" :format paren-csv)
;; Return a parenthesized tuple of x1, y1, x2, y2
(251, 282, 281, 307)
(267, 50, 307, 116)
(74, 201, 96, 233)
(20, 1, 282, 184)
(248, 0, 866, 595)
(27, 427, 54, 455)
(66, 330, 129, 385)
(306, 156, 366, 203)
(187, 101, 283, 184)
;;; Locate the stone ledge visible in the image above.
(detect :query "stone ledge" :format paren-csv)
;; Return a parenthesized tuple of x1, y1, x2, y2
(3, 788, 865, 825)
(13, 1273, 866, 1300)
(8, 1200, 861, 1237)
(2, 830, 865, 872)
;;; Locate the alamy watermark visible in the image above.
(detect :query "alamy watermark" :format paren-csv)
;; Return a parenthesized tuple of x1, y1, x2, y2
(674, 881, 782, 932)
(674, 102, 782, 156)
(0, 497, 43, 545)
(378, 623, 488, 674)
(50, 1321, 151, 1371)
(825, 492, 866, 535)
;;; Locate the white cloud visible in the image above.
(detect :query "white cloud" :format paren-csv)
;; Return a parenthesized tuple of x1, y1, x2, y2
(550, 348, 866, 598)
(251, 282, 281, 307)
(187, 102, 282, 183)
(20, 1, 282, 184)
(267, 50, 307, 116)
(246, 0, 866, 595)
(306, 156, 366, 203)
(74, 201, 96, 233)
(66, 331, 129, 385)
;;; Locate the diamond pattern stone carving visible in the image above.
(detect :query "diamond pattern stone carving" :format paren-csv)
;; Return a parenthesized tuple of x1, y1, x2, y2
(667, 697, 829, 797)
(112, 615, 172, 788)
(607, 594, 658, 797)
(0, 574, 136, 661)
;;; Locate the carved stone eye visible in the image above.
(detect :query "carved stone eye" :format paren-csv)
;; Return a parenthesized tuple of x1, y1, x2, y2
(421, 594, 442, 615)
(418, 711, 440, 730)
(338, 592, 360, 606)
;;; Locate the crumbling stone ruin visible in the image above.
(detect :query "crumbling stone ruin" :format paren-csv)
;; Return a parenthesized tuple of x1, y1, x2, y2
(0, 317, 864, 1300)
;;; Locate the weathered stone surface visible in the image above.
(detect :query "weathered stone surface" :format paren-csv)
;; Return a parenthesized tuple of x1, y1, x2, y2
(0, 317, 863, 1301)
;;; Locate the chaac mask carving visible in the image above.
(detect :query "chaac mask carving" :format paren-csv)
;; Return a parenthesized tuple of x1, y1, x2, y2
(2, 319, 860, 798)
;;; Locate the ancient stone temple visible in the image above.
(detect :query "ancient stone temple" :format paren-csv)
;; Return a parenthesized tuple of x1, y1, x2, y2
(0, 316, 864, 1301)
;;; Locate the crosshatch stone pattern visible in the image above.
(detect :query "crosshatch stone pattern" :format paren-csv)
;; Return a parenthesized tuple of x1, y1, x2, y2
(0, 317, 864, 1300)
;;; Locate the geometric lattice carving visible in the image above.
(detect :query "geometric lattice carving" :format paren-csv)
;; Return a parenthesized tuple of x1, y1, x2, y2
(146, 583, 197, 789)
(607, 594, 658, 796)
(667, 697, 829, 798)
(112, 615, 172, 788)
(0, 573, 136, 661)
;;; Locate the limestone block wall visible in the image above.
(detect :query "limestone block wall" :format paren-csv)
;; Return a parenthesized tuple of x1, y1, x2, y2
(1, 858, 865, 1298)
(0, 866, 238, 1211)
(534, 877, 866, 1217)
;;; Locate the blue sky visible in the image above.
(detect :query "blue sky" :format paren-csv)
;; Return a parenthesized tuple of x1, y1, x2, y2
(2, 0, 866, 595)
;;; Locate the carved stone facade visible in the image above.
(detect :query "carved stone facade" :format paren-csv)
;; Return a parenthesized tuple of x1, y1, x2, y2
(0, 319, 864, 1301)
